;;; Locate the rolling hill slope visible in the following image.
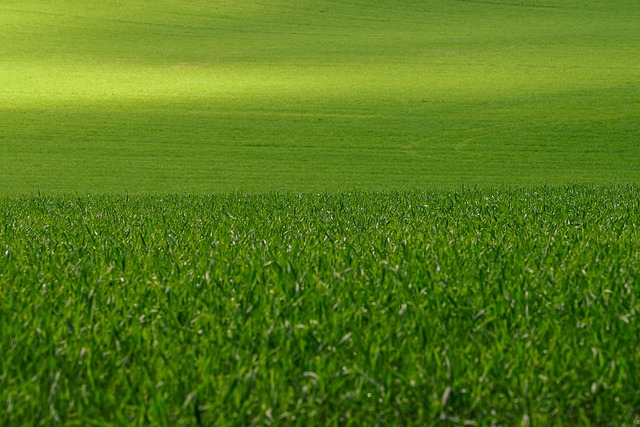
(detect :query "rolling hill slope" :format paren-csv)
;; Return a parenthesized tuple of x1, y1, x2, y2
(1, 0, 638, 192)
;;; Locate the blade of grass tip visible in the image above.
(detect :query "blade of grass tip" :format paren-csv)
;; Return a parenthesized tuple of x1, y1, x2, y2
(338, 332, 353, 347)
(442, 387, 452, 409)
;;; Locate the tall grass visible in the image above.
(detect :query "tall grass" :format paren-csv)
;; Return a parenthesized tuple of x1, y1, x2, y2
(2, 186, 639, 425)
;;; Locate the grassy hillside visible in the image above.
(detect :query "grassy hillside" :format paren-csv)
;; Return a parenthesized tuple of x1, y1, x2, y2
(3, 3, 639, 424)
(1, 0, 639, 192)
(2, 187, 639, 424)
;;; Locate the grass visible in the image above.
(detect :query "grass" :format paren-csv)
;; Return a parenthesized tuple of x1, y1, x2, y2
(1, 0, 639, 192)
(2, 186, 639, 425)
(2, 0, 639, 425)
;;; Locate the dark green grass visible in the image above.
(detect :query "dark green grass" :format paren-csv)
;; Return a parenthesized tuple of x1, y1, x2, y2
(2, 186, 639, 425)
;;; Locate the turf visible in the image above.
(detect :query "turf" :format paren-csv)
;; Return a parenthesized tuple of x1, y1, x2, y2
(2, 1, 639, 425)
(2, 187, 639, 425)
(1, 0, 639, 193)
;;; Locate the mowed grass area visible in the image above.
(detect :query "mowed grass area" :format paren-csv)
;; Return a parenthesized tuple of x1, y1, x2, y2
(2, 186, 639, 425)
(1, 0, 639, 192)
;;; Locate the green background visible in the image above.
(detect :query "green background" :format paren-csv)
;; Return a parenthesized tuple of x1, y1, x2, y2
(1, 0, 639, 193)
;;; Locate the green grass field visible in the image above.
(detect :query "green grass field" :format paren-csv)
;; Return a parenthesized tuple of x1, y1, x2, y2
(1, 0, 639, 192)
(2, 187, 639, 425)
(2, 0, 640, 425)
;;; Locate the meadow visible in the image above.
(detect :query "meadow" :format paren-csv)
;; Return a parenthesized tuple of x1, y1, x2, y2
(1, 0, 640, 425)
(0, 0, 639, 192)
(2, 187, 639, 425)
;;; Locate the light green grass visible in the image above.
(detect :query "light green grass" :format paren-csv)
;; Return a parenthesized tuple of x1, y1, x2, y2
(1, 0, 639, 192)
(2, 187, 639, 425)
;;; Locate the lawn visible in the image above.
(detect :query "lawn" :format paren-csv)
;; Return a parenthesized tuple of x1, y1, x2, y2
(1, 0, 639, 425)
(0, 0, 638, 192)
